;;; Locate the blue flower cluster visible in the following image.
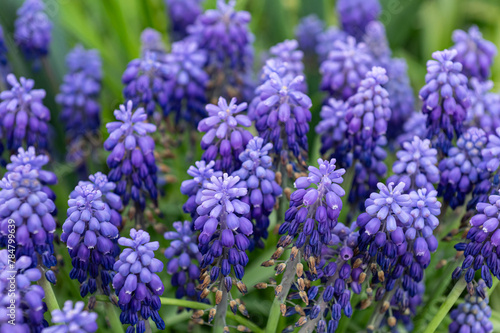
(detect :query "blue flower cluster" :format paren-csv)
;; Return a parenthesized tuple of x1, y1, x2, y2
(0, 25, 10, 88)
(294, 14, 324, 56)
(43, 301, 98, 333)
(336, 0, 381, 40)
(165, 0, 204, 41)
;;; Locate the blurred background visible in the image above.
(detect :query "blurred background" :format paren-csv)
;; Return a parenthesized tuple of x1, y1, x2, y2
(1, 0, 500, 332)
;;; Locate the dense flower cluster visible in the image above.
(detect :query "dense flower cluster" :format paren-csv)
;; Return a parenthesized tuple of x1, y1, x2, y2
(104, 101, 158, 211)
(336, 0, 381, 40)
(316, 98, 348, 162)
(452, 25, 497, 81)
(269, 40, 305, 83)
(253, 72, 312, 162)
(164, 40, 208, 126)
(166, 0, 203, 41)
(14, 0, 52, 65)
(316, 27, 347, 62)
(57, 45, 102, 167)
(113, 229, 165, 332)
(398, 112, 428, 145)
(0, 74, 50, 152)
(164, 221, 202, 300)
(466, 79, 500, 134)
(419, 49, 470, 154)
(294, 14, 324, 55)
(320, 36, 373, 100)
(197, 97, 252, 173)
(438, 127, 490, 209)
(0, 25, 9, 87)
(449, 280, 493, 333)
(0, 250, 47, 332)
(43, 301, 98, 333)
(62, 183, 120, 296)
(0, 163, 57, 282)
(363, 21, 391, 65)
(233, 137, 282, 249)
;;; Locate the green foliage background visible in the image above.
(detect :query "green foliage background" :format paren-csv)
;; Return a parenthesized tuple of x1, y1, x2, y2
(2, 0, 500, 332)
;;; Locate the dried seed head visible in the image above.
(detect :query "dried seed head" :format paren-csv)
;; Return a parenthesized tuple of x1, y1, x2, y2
(255, 282, 268, 289)
(297, 278, 305, 291)
(360, 299, 372, 310)
(208, 308, 216, 323)
(276, 171, 282, 185)
(237, 326, 251, 332)
(223, 326, 230, 333)
(200, 288, 210, 299)
(275, 284, 283, 296)
(192, 310, 204, 319)
(262, 259, 275, 267)
(295, 305, 305, 316)
(388, 316, 397, 327)
(192, 318, 204, 325)
(299, 291, 309, 305)
(296, 316, 307, 327)
(237, 281, 248, 294)
(359, 272, 366, 284)
(238, 304, 249, 317)
(230, 300, 238, 314)
(378, 270, 385, 282)
(280, 303, 287, 316)
(272, 247, 285, 260)
(276, 263, 287, 275)
(215, 290, 223, 305)
(296, 263, 304, 277)
(284, 187, 292, 200)
(290, 247, 299, 261)
(381, 301, 390, 313)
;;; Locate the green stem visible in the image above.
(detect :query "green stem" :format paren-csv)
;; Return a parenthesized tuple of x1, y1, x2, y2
(265, 297, 282, 333)
(38, 273, 60, 314)
(423, 278, 467, 333)
(105, 302, 125, 333)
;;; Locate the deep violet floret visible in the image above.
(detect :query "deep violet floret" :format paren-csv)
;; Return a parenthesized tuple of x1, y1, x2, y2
(43, 300, 98, 333)
(166, 0, 204, 41)
(336, 0, 381, 40)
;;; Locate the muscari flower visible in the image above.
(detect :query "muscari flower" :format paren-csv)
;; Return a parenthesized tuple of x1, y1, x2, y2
(0, 164, 57, 282)
(113, 229, 165, 332)
(336, 0, 381, 40)
(438, 127, 490, 210)
(452, 25, 497, 82)
(320, 36, 373, 101)
(197, 97, 252, 173)
(164, 221, 202, 300)
(0, 25, 10, 87)
(164, 40, 208, 126)
(363, 21, 391, 66)
(122, 31, 169, 117)
(316, 98, 349, 163)
(465, 79, 500, 135)
(56, 45, 102, 167)
(316, 27, 347, 63)
(0, 250, 47, 332)
(166, 0, 204, 41)
(0, 74, 50, 152)
(295, 14, 324, 55)
(269, 40, 305, 82)
(104, 101, 158, 211)
(140, 28, 166, 58)
(233, 137, 282, 249)
(397, 112, 428, 146)
(43, 300, 98, 333)
(253, 72, 312, 163)
(449, 280, 493, 333)
(268, 159, 345, 313)
(14, 0, 52, 66)
(61, 183, 120, 297)
(419, 49, 470, 154)
(194, 174, 251, 326)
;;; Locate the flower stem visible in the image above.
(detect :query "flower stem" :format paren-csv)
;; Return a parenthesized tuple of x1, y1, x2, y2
(105, 302, 125, 333)
(38, 273, 60, 314)
(266, 297, 282, 333)
(423, 278, 467, 333)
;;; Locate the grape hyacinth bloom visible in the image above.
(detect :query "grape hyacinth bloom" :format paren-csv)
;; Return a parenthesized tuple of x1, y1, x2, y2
(197, 97, 252, 173)
(104, 101, 158, 212)
(363, 21, 391, 65)
(397, 112, 428, 146)
(0, 25, 10, 88)
(465, 79, 500, 135)
(336, 0, 381, 40)
(438, 127, 490, 210)
(122, 31, 169, 117)
(316, 98, 349, 163)
(164, 221, 202, 300)
(449, 280, 493, 333)
(267, 159, 345, 314)
(61, 183, 120, 297)
(181, 160, 222, 218)
(140, 28, 166, 57)
(164, 40, 208, 126)
(320, 36, 373, 100)
(294, 14, 324, 55)
(316, 27, 347, 62)
(43, 301, 98, 333)
(0, 250, 47, 332)
(194, 174, 251, 328)
(452, 25, 497, 82)
(419, 49, 470, 154)
(269, 40, 305, 82)
(453, 194, 500, 287)
(0, 164, 57, 282)
(14, 0, 52, 66)
(253, 72, 312, 163)
(57, 45, 102, 167)
(166, 0, 204, 41)
(113, 229, 165, 332)
(0, 74, 50, 152)
(233, 137, 282, 249)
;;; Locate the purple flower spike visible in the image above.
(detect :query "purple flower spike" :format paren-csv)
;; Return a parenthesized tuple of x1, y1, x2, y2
(316, 98, 349, 161)
(295, 14, 324, 55)
(197, 97, 252, 173)
(0, 26, 10, 86)
(466, 79, 500, 135)
(43, 300, 98, 333)
(0, 163, 57, 279)
(233, 137, 282, 249)
(316, 27, 347, 62)
(14, 0, 52, 66)
(452, 25, 497, 81)
(164, 221, 202, 301)
(104, 101, 158, 211)
(166, 0, 204, 41)
(113, 229, 165, 331)
(363, 21, 391, 65)
(57, 45, 102, 167)
(61, 183, 119, 297)
(438, 127, 490, 209)
(419, 49, 470, 154)
(320, 36, 373, 100)
(0, 74, 50, 152)
(0, 250, 47, 332)
(336, 0, 381, 40)
(164, 40, 208, 126)
(397, 112, 428, 145)
(269, 40, 305, 84)
(449, 280, 493, 333)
